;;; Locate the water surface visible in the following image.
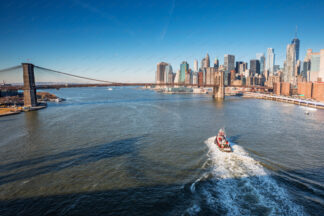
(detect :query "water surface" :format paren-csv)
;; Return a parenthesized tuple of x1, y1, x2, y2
(0, 87, 323, 215)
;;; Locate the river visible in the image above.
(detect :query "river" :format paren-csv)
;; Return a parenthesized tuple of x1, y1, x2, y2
(0, 87, 323, 215)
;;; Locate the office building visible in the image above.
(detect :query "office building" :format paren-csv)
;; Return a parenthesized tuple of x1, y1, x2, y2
(266, 48, 275, 76)
(193, 60, 198, 72)
(205, 53, 210, 68)
(250, 59, 260, 76)
(291, 34, 300, 61)
(284, 43, 296, 84)
(214, 58, 219, 69)
(156, 62, 168, 84)
(256, 53, 265, 75)
(224, 54, 235, 85)
(236, 61, 247, 74)
(180, 61, 189, 83)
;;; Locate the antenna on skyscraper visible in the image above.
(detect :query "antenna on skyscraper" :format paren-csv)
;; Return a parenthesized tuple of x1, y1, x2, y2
(295, 25, 298, 38)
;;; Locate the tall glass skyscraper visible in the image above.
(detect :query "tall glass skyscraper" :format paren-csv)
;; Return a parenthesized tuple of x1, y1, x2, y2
(256, 53, 265, 75)
(291, 38, 300, 61)
(180, 61, 189, 83)
(250, 59, 260, 76)
(224, 54, 235, 85)
(266, 48, 275, 75)
(193, 60, 198, 72)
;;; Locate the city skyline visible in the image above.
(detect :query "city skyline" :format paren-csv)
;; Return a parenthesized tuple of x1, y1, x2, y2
(0, 0, 323, 82)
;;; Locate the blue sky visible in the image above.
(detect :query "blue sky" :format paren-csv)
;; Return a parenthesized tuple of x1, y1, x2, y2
(0, 0, 323, 82)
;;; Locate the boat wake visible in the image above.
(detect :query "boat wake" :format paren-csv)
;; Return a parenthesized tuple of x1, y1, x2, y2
(185, 136, 304, 216)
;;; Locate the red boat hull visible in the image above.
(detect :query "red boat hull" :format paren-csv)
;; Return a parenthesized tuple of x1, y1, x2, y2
(214, 136, 232, 152)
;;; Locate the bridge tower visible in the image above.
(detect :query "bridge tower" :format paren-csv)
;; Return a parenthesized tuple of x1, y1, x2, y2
(22, 63, 37, 107)
(213, 69, 225, 100)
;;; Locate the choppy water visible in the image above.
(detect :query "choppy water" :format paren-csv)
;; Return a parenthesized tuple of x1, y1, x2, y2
(0, 87, 323, 216)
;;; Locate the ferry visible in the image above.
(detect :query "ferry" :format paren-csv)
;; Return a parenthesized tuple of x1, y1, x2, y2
(214, 128, 232, 152)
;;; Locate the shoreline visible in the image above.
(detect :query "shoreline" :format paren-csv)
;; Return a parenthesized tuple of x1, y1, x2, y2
(243, 93, 324, 110)
(0, 108, 22, 117)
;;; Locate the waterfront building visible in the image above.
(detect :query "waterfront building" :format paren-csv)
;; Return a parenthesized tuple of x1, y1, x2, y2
(250, 59, 260, 76)
(164, 64, 173, 83)
(224, 54, 235, 85)
(180, 61, 189, 83)
(256, 53, 265, 75)
(284, 43, 296, 84)
(214, 58, 219, 69)
(156, 62, 168, 84)
(194, 60, 198, 72)
(266, 48, 275, 76)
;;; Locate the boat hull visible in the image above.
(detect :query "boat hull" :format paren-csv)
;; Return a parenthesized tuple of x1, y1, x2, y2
(214, 136, 232, 152)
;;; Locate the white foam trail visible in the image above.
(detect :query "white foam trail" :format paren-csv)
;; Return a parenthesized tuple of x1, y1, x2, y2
(199, 137, 305, 216)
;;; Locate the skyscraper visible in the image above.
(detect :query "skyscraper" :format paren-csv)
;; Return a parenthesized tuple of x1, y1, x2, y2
(164, 64, 173, 83)
(201, 58, 206, 69)
(180, 61, 189, 83)
(284, 43, 296, 84)
(250, 60, 260, 76)
(256, 53, 265, 75)
(266, 48, 275, 76)
(193, 59, 198, 72)
(205, 53, 210, 68)
(236, 61, 247, 74)
(214, 58, 219, 69)
(291, 28, 300, 61)
(156, 62, 168, 84)
(224, 54, 235, 85)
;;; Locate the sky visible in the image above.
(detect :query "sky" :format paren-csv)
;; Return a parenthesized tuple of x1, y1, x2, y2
(0, 0, 323, 82)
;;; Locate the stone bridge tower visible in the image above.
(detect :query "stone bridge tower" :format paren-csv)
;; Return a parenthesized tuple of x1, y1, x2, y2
(22, 63, 37, 107)
(213, 69, 225, 99)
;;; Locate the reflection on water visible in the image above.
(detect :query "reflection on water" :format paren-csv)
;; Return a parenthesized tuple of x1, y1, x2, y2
(0, 87, 323, 216)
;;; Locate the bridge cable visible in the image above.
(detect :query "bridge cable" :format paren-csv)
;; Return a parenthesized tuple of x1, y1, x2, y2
(34, 66, 118, 84)
(0, 65, 22, 73)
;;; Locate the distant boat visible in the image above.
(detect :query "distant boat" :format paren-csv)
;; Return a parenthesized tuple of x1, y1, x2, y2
(107, 88, 113, 91)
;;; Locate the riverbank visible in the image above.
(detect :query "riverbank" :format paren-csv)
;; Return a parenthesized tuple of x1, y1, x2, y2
(244, 92, 324, 109)
(0, 108, 22, 117)
(0, 92, 64, 117)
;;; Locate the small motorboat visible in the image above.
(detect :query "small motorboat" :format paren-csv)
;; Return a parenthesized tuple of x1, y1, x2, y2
(214, 128, 232, 152)
(107, 88, 113, 91)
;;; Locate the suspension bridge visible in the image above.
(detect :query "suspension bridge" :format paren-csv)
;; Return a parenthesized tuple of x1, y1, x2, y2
(0, 63, 270, 107)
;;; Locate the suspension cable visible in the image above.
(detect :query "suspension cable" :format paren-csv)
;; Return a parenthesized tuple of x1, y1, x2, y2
(0, 65, 22, 73)
(34, 66, 118, 84)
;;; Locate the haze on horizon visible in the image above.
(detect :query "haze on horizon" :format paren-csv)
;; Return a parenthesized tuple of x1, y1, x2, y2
(0, 0, 323, 83)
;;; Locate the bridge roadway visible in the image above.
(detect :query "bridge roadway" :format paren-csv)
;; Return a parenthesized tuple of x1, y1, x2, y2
(0, 83, 271, 90)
